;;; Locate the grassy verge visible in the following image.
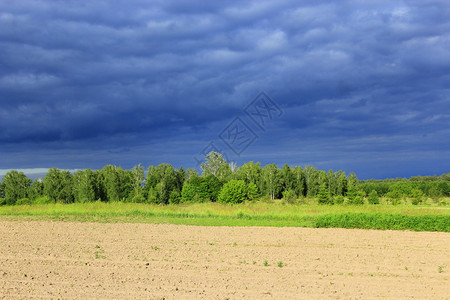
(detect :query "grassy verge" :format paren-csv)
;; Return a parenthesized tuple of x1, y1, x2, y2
(0, 201, 449, 231)
(315, 213, 450, 232)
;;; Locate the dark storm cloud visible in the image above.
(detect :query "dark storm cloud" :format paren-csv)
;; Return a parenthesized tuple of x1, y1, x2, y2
(0, 0, 449, 178)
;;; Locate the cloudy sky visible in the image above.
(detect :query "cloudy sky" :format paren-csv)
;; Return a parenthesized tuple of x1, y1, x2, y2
(1, 0, 449, 179)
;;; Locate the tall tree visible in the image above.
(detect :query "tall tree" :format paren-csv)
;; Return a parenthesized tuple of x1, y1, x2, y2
(151, 164, 180, 204)
(100, 165, 122, 202)
(28, 179, 44, 201)
(292, 166, 306, 197)
(327, 169, 338, 196)
(2, 170, 32, 205)
(73, 169, 96, 203)
(197, 175, 222, 202)
(318, 182, 331, 204)
(304, 165, 320, 197)
(216, 163, 232, 182)
(175, 167, 186, 191)
(185, 168, 199, 184)
(346, 172, 360, 204)
(336, 171, 347, 196)
(0, 182, 5, 202)
(128, 164, 145, 202)
(92, 170, 106, 201)
(234, 161, 262, 187)
(281, 164, 295, 193)
(44, 168, 73, 203)
(262, 164, 281, 200)
(200, 152, 227, 177)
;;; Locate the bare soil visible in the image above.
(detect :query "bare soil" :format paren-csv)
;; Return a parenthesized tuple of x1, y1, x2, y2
(0, 221, 449, 299)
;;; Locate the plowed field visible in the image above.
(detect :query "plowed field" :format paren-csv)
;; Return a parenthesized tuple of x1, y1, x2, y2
(0, 221, 448, 299)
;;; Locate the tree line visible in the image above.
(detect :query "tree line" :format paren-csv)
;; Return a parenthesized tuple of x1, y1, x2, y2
(1, 152, 449, 206)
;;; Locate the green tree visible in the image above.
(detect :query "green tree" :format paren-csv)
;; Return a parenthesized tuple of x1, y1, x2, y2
(179, 175, 222, 203)
(333, 195, 345, 205)
(336, 171, 347, 196)
(367, 190, 379, 204)
(234, 161, 262, 192)
(304, 165, 320, 197)
(326, 169, 337, 196)
(145, 163, 181, 204)
(347, 192, 365, 205)
(0, 182, 5, 203)
(292, 166, 306, 197)
(282, 189, 297, 204)
(281, 164, 295, 193)
(28, 179, 44, 201)
(386, 189, 402, 205)
(92, 170, 106, 201)
(2, 170, 32, 205)
(185, 168, 199, 183)
(247, 183, 260, 201)
(262, 164, 281, 200)
(100, 165, 122, 202)
(159, 164, 179, 204)
(118, 168, 133, 200)
(128, 164, 145, 202)
(181, 183, 198, 203)
(218, 180, 247, 204)
(73, 169, 96, 203)
(411, 188, 424, 205)
(197, 175, 222, 202)
(437, 181, 449, 197)
(147, 186, 159, 204)
(154, 181, 166, 204)
(318, 183, 331, 204)
(217, 163, 233, 182)
(201, 152, 228, 177)
(175, 167, 186, 191)
(168, 190, 181, 204)
(44, 168, 73, 203)
(145, 166, 159, 190)
(346, 172, 359, 204)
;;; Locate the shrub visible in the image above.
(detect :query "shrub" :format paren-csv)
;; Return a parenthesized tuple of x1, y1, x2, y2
(411, 188, 424, 205)
(181, 183, 198, 203)
(334, 195, 344, 205)
(130, 193, 146, 203)
(386, 189, 403, 205)
(181, 176, 222, 203)
(218, 180, 247, 204)
(33, 196, 54, 205)
(347, 191, 365, 205)
(352, 195, 365, 205)
(429, 186, 442, 203)
(282, 189, 297, 204)
(260, 194, 274, 203)
(368, 190, 379, 204)
(16, 198, 32, 205)
(197, 175, 222, 202)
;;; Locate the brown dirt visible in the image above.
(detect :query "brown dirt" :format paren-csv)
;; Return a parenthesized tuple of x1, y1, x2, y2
(0, 221, 449, 299)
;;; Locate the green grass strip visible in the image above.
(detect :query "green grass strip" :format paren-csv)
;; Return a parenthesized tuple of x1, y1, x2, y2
(315, 213, 450, 232)
(1, 202, 449, 231)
